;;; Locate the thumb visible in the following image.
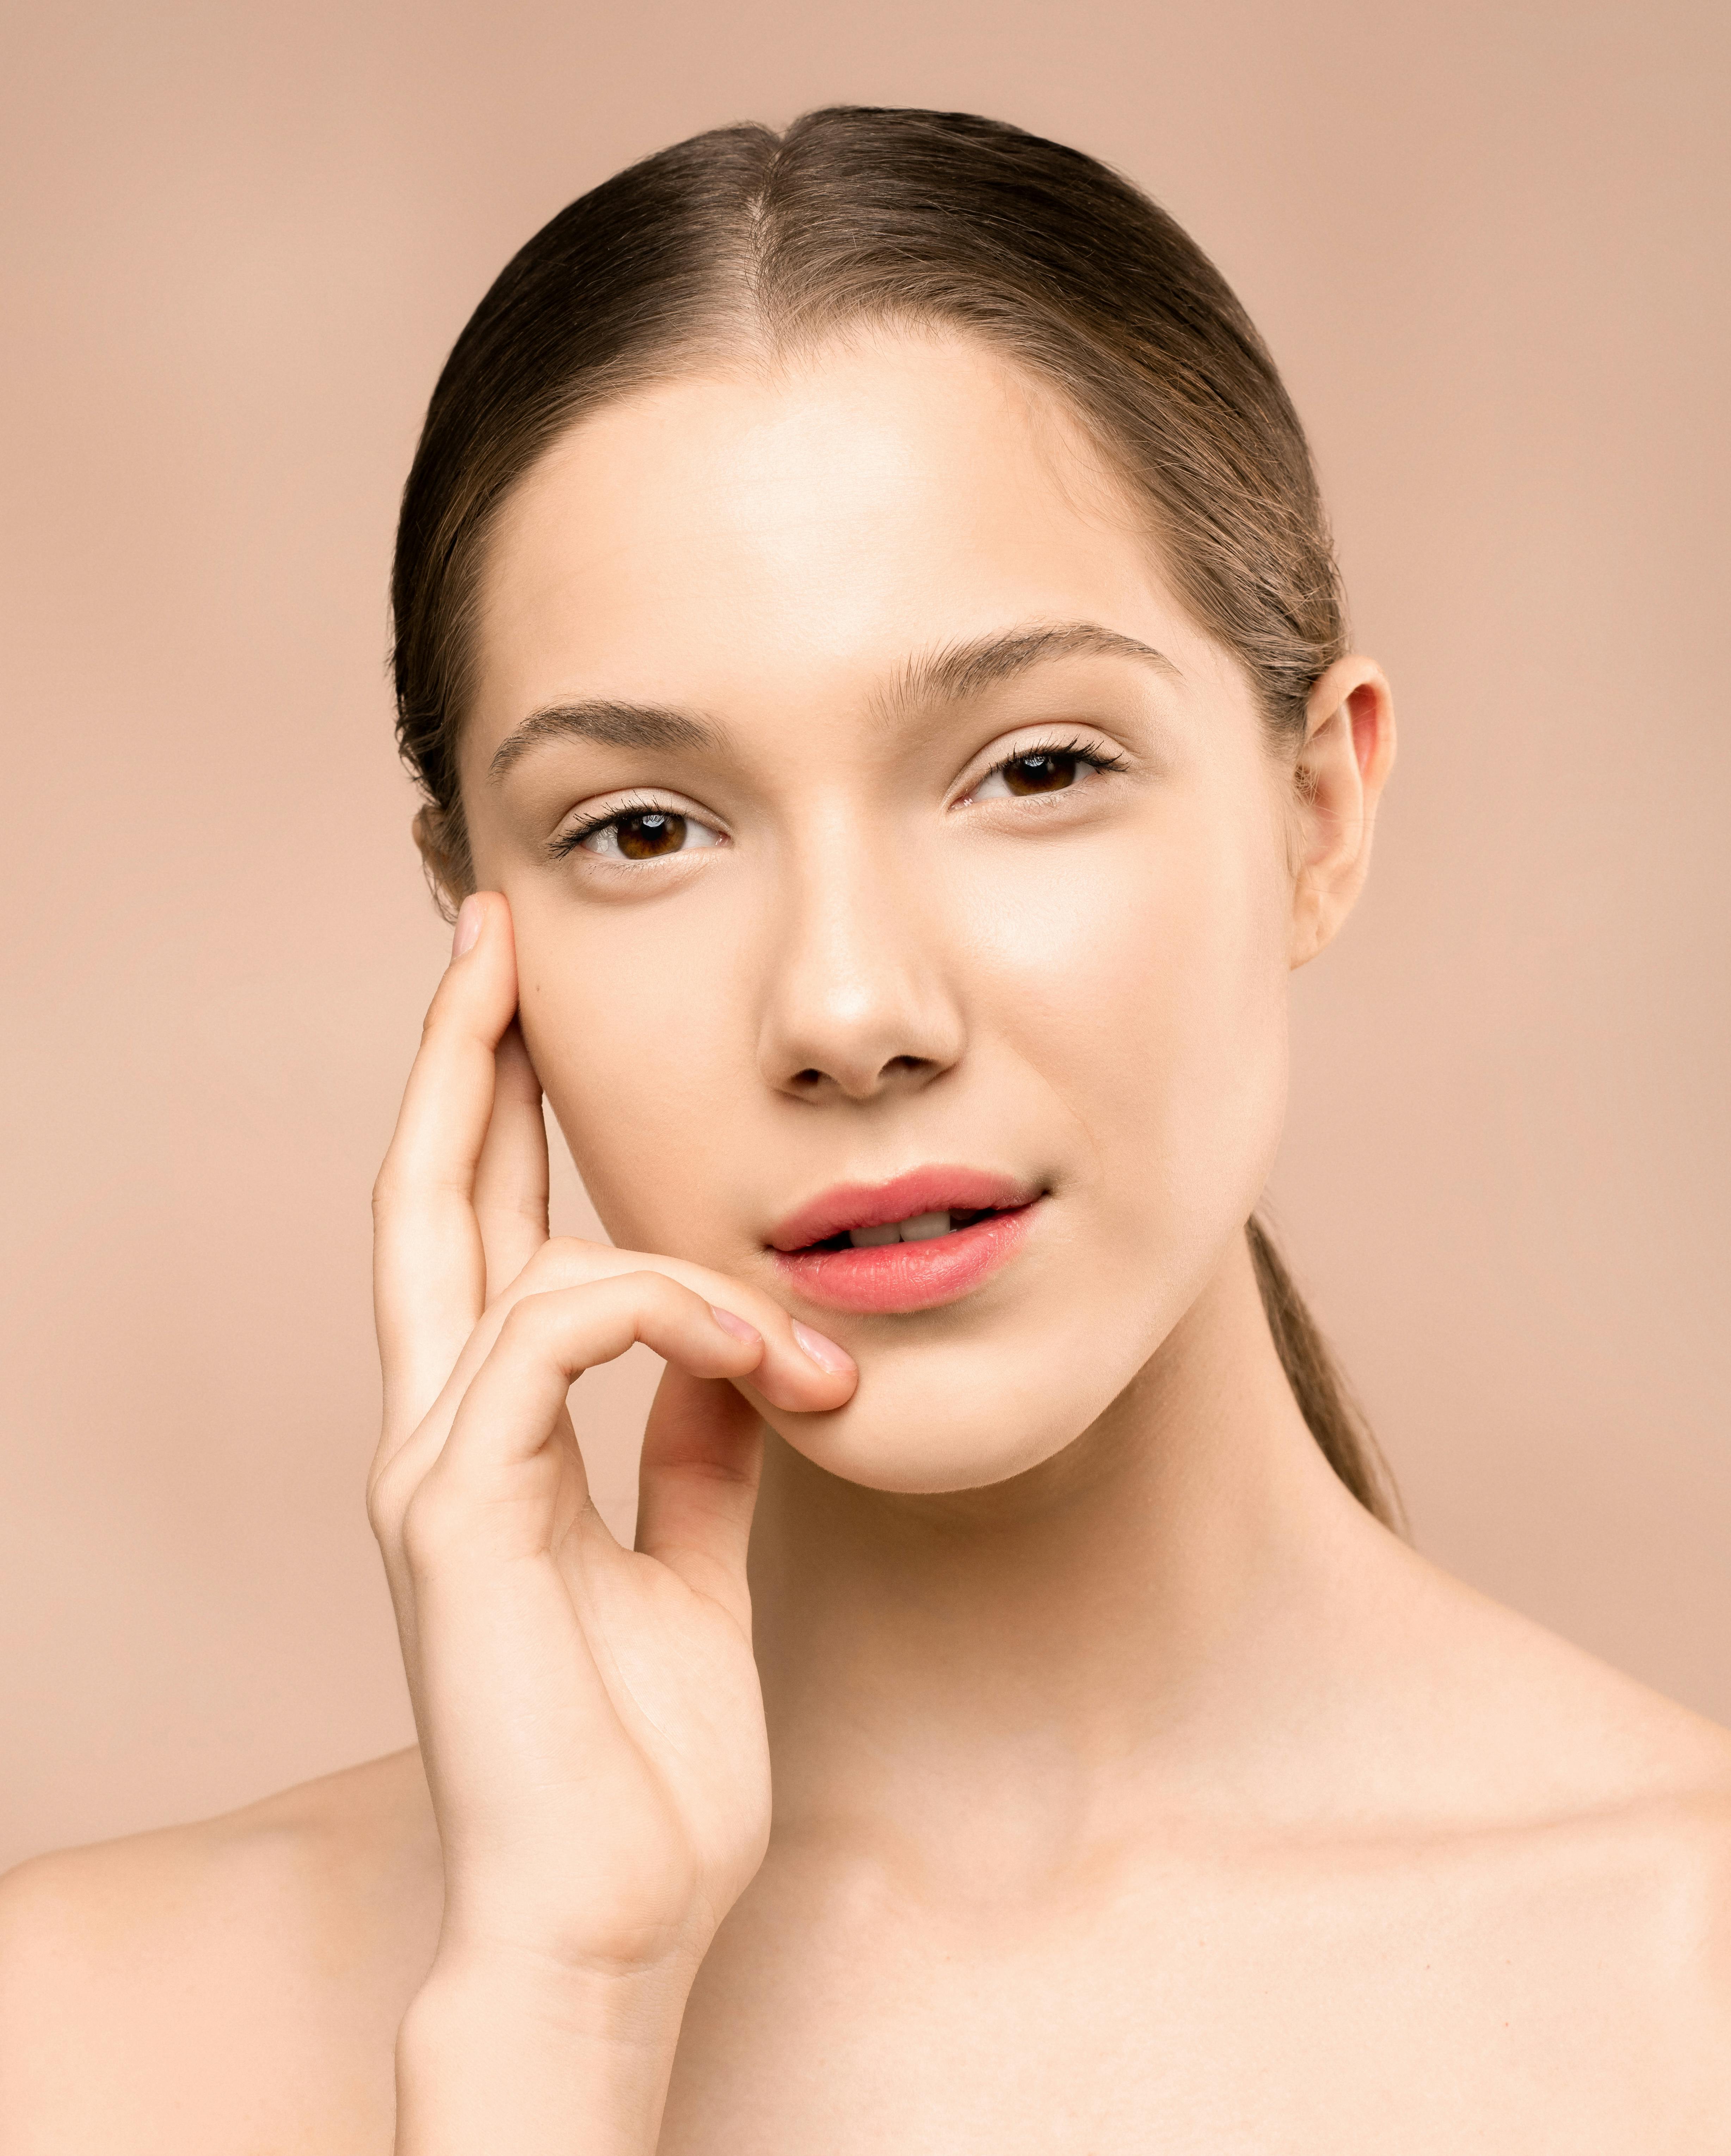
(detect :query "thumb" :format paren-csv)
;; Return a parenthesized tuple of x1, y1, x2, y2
(634, 1364, 764, 1628)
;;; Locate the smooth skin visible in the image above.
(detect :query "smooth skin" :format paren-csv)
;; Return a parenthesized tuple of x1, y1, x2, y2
(2, 329, 1729, 2153)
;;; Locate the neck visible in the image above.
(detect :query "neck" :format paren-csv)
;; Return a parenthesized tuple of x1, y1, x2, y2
(747, 1228, 1393, 1878)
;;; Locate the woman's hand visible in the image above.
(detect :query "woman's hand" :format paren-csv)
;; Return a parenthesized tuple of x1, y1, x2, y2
(369, 890, 855, 2151)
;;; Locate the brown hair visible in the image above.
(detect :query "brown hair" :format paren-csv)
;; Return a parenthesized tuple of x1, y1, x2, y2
(390, 104, 1402, 1529)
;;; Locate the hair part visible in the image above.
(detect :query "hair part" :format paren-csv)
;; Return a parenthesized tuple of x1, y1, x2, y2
(389, 104, 1399, 1529)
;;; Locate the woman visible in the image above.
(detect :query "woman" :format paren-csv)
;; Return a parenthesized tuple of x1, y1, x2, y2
(3, 105, 1727, 2153)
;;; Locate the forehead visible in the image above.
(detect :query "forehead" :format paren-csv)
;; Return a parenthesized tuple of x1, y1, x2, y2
(466, 330, 1218, 770)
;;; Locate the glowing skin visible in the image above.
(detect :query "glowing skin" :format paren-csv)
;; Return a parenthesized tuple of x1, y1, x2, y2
(2, 330, 1728, 2156)
(465, 334, 1314, 1492)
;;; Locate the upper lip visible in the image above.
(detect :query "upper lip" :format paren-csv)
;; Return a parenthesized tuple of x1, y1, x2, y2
(767, 1166, 1043, 1253)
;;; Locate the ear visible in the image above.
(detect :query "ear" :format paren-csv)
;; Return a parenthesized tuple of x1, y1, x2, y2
(411, 803, 472, 925)
(1287, 655, 1396, 969)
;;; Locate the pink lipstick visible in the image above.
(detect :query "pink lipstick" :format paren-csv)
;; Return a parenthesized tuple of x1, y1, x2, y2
(768, 1166, 1042, 1315)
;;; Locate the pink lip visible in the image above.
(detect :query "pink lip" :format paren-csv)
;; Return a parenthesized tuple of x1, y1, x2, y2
(767, 1166, 1043, 1316)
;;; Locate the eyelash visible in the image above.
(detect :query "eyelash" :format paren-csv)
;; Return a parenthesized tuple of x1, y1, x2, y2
(968, 736, 1129, 796)
(546, 793, 688, 860)
(547, 737, 1130, 861)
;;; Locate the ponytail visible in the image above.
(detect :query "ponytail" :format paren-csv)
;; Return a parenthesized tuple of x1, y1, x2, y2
(1247, 1215, 1403, 1531)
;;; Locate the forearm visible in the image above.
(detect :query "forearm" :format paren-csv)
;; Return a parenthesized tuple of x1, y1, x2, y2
(394, 1955, 694, 2155)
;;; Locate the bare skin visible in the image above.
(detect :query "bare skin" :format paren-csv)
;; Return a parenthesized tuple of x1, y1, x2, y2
(2, 331, 1728, 2151)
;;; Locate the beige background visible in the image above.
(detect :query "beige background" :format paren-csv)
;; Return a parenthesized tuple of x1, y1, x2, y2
(2, 0, 1726, 1872)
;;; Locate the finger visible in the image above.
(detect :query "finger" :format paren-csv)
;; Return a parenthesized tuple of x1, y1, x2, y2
(372, 890, 518, 1450)
(635, 1365, 763, 1630)
(472, 1020, 550, 1303)
(374, 1233, 854, 1555)
(490, 1239, 858, 1418)
(432, 1274, 765, 1500)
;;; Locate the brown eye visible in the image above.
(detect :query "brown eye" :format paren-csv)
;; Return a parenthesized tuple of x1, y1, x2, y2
(1000, 751, 1081, 796)
(569, 801, 723, 862)
(615, 811, 687, 858)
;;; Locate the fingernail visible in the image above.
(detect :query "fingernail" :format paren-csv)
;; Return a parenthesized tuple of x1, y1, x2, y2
(451, 895, 483, 960)
(792, 1320, 853, 1375)
(708, 1304, 761, 1345)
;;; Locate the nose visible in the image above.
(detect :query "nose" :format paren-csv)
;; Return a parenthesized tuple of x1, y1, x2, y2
(755, 818, 965, 1105)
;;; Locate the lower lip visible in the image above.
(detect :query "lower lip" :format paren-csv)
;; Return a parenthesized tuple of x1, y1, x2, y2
(770, 1204, 1038, 1315)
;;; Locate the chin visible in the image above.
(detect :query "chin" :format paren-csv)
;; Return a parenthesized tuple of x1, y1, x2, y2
(749, 1326, 1150, 1496)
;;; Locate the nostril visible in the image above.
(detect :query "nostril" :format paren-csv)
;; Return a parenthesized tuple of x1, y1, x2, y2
(781, 1054, 942, 1098)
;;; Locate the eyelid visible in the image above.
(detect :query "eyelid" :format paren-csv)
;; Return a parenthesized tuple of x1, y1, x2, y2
(953, 728, 1130, 805)
(547, 786, 728, 860)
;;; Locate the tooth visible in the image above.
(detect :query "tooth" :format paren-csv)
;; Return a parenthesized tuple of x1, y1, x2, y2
(899, 1212, 951, 1241)
(849, 1221, 902, 1247)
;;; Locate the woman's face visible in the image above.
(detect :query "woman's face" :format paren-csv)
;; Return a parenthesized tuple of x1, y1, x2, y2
(460, 330, 1313, 1493)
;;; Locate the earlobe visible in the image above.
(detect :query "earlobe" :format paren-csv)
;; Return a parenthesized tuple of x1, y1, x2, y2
(1288, 657, 1396, 969)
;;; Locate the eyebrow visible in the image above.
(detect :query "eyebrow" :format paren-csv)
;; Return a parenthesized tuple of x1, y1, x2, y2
(877, 620, 1178, 721)
(486, 620, 1175, 782)
(488, 700, 721, 782)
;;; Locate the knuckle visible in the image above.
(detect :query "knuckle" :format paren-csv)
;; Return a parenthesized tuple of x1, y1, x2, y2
(521, 1235, 600, 1286)
(516, 1239, 569, 1288)
(589, 1268, 687, 1329)
(488, 1266, 714, 1368)
(400, 1478, 460, 1573)
(498, 1290, 553, 1345)
(638, 1259, 690, 1311)
(617, 1266, 682, 1304)
(496, 1289, 575, 1362)
(365, 1457, 407, 1543)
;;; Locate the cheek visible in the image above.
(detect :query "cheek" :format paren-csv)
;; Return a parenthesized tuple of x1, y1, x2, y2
(511, 886, 753, 1249)
(963, 806, 1292, 1231)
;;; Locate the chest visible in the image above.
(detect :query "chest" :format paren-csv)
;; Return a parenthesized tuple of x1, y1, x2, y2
(658, 1843, 1727, 2154)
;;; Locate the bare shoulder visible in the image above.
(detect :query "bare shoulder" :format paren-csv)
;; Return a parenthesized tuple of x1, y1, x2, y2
(1534, 1627, 1731, 2016)
(0, 1747, 440, 2156)
(1485, 1615, 1731, 2103)
(1400, 1537, 1731, 1812)
(1374, 1530, 1731, 2000)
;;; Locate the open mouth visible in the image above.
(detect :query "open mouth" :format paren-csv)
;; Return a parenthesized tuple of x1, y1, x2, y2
(803, 1206, 1002, 1252)
(767, 1170, 1043, 1315)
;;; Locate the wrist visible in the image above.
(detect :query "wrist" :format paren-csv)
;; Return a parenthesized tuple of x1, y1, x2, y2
(412, 1937, 700, 2038)
(396, 1950, 698, 2156)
